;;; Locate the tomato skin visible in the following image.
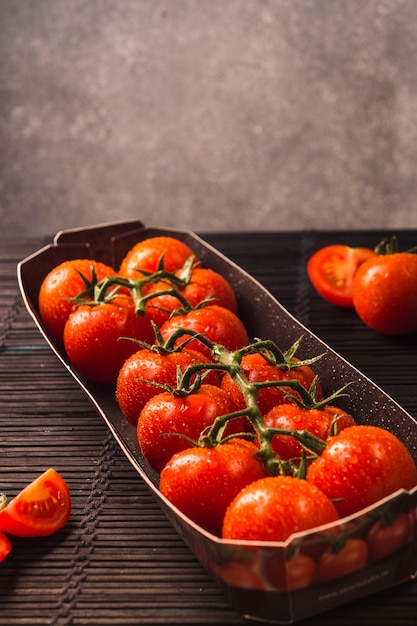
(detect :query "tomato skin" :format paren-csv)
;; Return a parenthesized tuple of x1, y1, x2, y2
(116, 347, 219, 426)
(63, 295, 154, 384)
(307, 425, 417, 518)
(308, 245, 375, 308)
(137, 384, 246, 472)
(263, 404, 355, 461)
(160, 305, 249, 360)
(159, 439, 268, 536)
(352, 252, 417, 335)
(222, 476, 339, 542)
(317, 538, 368, 582)
(119, 236, 198, 279)
(221, 353, 321, 416)
(367, 513, 411, 562)
(145, 267, 238, 327)
(0, 469, 71, 537)
(38, 259, 116, 342)
(0, 531, 12, 563)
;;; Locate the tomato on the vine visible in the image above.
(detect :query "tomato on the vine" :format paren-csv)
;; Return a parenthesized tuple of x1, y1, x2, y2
(137, 384, 247, 472)
(116, 347, 219, 426)
(144, 267, 238, 327)
(221, 352, 321, 416)
(38, 259, 117, 342)
(307, 425, 417, 518)
(0, 468, 71, 537)
(160, 304, 249, 360)
(63, 294, 154, 384)
(263, 403, 355, 460)
(222, 476, 339, 542)
(119, 236, 199, 279)
(352, 244, 417, 335)
(0, 531, 11, 563)
(159, 438, 268, 536)
(307, 244, 375, 308)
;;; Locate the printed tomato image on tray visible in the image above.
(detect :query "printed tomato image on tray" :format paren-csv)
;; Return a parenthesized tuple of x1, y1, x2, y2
(17, 220, 417, 624)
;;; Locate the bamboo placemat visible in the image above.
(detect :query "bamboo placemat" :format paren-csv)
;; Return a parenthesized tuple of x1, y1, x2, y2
(1, 230, 416, 626)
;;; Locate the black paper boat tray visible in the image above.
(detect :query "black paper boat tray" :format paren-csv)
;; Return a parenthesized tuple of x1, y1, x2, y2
(17, 219, 417, 624)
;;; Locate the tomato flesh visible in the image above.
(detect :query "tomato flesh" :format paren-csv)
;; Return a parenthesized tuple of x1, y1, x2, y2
(0, 469, 71, 537)
(308, 245, 375, 307)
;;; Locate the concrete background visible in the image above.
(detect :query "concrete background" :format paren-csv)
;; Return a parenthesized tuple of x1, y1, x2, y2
(1, 0, 417, 237)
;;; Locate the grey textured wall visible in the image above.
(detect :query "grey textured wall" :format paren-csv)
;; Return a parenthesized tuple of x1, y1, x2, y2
(1, 0, 417, 237)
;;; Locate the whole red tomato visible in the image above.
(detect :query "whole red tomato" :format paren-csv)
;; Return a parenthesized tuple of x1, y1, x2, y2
(38, 259, 116, 342)
(144, 267, 238, 327)
(137, 384, 247, 472)
(119, 236, 199, 279)
(352, 246, 417, 335)
(160, 304, 249, 359)
(308, 244, 375, 307)
(116, 347, 219, 426)
(221, 352, 322, 415)
(307, 425, 417, 518)
(63, 294, 154, 384)
(0, 468, 71, 537)
(263, 403, 355, 461)
(222, 476, 339, 542)
(159, 438, 268, 536)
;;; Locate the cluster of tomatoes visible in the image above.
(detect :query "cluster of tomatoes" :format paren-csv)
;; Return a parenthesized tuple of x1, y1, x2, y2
(307, 237, 417, 335)
(36, 235, 417, 551)
(0, 469, 72, 563)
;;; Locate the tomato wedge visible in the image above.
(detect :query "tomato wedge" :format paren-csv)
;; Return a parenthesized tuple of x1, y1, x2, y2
(0, 469, 71, 537)
(0, 530, 12, 562)
(307, 244, 375, 307)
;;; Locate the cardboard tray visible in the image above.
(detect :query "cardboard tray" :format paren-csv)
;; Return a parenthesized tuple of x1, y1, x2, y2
(17, 219, 417, 624)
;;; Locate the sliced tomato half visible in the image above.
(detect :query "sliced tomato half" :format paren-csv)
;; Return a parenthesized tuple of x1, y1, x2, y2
(0, 468, 71, 537)
(307, 244, 375, 307)
(0, 530, 12, 562)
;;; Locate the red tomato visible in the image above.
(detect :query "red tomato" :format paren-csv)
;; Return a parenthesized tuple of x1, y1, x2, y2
(0, 469, 71, 537)
(159, 439, 268, 536)
(137, 384, 247, 472)
(0, 531, 12, 563)
(367, 513, 411, 562)
(265, 551, 316, 591)
(222, 476, 339, 542)
(116, 347, 219, 426)
(263, 403, 355, 461)
(38, 259, 117, 342)
(308, 244, 375, 307)
(144, 267, 238, 327)
(63, 294, 154, 384)
(221, 353, 322, 416)
(307, 425, 417, 518)
(119, 236, 199, 279)
(160, 304, 249, 360)
(352, 251, 417, 335)
(317, 538, 368, 582)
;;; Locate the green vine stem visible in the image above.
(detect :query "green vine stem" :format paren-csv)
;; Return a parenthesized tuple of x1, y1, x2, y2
(165, 328, 350, 477)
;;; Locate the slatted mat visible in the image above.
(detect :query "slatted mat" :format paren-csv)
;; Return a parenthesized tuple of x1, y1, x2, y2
(1, 231, 417, 626)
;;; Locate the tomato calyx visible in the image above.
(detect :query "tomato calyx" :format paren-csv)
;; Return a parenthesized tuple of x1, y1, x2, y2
(374, 235, 417, 255)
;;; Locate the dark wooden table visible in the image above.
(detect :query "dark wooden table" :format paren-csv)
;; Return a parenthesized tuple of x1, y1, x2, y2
(1, 229, 416, 626)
